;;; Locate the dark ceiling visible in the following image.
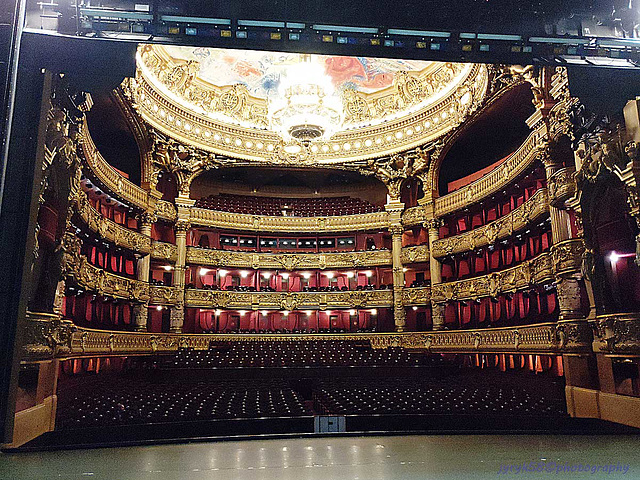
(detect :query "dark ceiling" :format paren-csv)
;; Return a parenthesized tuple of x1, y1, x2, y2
(438, 82, 535, 195)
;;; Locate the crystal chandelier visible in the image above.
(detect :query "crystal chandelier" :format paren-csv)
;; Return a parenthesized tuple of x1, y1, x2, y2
(269, 57, 344, 144)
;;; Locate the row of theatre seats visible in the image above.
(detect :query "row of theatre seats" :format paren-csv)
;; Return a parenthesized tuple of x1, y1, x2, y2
(56, 371, 566, 429)
(57, 379, 310, 428)
(313, 375, 566, 416)
(195, 194, 382, 216)
(160, 343, 429, 369)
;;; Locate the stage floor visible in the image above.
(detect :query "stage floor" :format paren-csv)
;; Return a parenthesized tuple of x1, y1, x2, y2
(2, 434, 640, 479)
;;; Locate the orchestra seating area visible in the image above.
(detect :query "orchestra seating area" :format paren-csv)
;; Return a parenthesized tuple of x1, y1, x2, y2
(195, 194, 383, 216)
(314, 374, 566, 416)
(55, 364, 567, 431)
(57, 379, 310, 429)
(159, 343, 431, 369)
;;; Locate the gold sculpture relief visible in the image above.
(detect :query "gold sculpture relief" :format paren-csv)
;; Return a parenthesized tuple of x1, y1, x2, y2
(150, 285, 180, 305)
(189, 208, 390, 233)
(547, 167, 577, 208)
(431, 189, 550, 258)
(430, 252, 553, 302)
(401, 245, 430, 264)
(151, 241, 178, 261)
(550, 239, 586, 276)
(73, 190, 152, 253)
(184, 289, 393, 309)
(402, 287, 431, 306)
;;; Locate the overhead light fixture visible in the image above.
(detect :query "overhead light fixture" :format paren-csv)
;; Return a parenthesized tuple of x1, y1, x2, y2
(162, 265, 173, 271)
(240, 270, 249, 278)
(199, 268, 210, 276)
(346, 272, 355, 278)
(219, 269, 228, 277)
(268, 55, 344, 144)
(281, 272, 290, 279)
(302, 272, 312, 279)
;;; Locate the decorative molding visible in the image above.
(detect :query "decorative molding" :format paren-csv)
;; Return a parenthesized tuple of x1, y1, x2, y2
(186, 247, 393, 269)
(189, 208, 390, 233)
(402, 205, 427, 226)
(591, 313, 640, 354)
(74, 190, 151, 254)
(20, 315, 590, 362)
(434, 126, 546, 216)
(184, 289, 393, 310)
(401, 245, 431, 264)
(133, 47, 489, 165)
(79, 120, 148, 209)
(151, 241, 178, 261)
(431, 252, 553, 302)
(150, 285, 180, 305)
(550, 239, 585, 277)
(402, 287, 431, 306)
(547, 167, 576, 208)
(62, 236, 150, 302)
(431, 188, 550, 258)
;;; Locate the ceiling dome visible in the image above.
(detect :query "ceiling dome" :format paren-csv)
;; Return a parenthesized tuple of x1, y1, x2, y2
(130, 44, 489, 165)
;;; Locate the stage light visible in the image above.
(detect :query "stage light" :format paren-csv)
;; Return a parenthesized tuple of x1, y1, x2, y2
(325, 272, 335, 279)
(262, 272, 272, 278)
(346, 271, 354, 278)
(609, 251, 620, 263)
(349, 309, 356, 315)
(281, 272, 290, 279)
(371, 309, 378, 315)
(412, 306, 418, 311)
(162, 265, 173, 271)
(302, 272, 311, 279)
(156, 306, 163, 311)
(305, 310, 312, 316)
(283, 311, 290, 316)
(261, 310, 268, 316)
(238, 310, 247, 316)
(240, 270, 249, 278)
(215, 309, 221, 316)
(364, 271, 373, 277)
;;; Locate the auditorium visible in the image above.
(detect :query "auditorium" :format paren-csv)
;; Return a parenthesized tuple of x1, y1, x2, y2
(1, 0, 640, 478)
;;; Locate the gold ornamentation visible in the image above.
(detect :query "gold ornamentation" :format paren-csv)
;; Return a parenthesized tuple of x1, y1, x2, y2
(550, 239, 586, 276)
(402, 287, 431, 305)
(401, 245, 430, 264)
(152, 241, 178, 261)
(73, 190, 151, 253)
(431, 189, 550, 258)
(184, 289, 393, 309)
(133, 50, 489, 165)
(431, 252, 553, 302)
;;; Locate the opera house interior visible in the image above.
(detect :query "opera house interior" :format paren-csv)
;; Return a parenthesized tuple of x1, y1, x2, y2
(2, 0, 640, 475)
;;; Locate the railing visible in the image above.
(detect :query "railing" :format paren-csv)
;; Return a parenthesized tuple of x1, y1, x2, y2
(80, 120, 148, 209)
(65, 257, 149, 302)
(431, 251, 553, 302)
(435, 127, 545, 216)
(189, 208, 390, 233)
(21, 312, 592, 361)
(431, 188, 549, 258)
(74, 190, 151, 254)
(185, 289, 393, 310)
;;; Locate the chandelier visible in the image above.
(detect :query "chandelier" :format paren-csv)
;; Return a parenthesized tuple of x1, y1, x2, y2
(269, 58, 344, 144)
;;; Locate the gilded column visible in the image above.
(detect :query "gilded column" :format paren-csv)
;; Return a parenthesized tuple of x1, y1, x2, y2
(133, 213, 155, 331)
(386, 200, 406, 332)
(427, 218, 445, 331)
(542, 146, 588, 325)
(170, 219, 189, 333)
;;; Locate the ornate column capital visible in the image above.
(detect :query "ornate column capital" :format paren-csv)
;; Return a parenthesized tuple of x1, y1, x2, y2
(389, 224, 404, 237)
(174, 220, 191, 235)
